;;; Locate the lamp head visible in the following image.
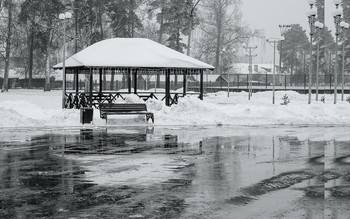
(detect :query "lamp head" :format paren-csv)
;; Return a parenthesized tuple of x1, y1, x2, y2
(65, 12, 72, 19)
(315, 21, 324, 29)
(340, 21, 350, 29)
(307, 0, 316, 6)
(332, 7, 343, 17)
(333, 0, 341, 6)
(59, 13, 65, 20)
(306, 7, 317, 17)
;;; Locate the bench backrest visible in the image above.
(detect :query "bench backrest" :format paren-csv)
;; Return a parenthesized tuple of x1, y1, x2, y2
(99, 103, 147, 112)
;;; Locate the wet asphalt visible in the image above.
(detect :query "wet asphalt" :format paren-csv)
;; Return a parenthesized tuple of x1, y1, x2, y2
(0, 126, 349, 219)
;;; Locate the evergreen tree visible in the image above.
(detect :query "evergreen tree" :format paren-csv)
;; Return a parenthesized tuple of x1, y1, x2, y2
(340, 0, 350, 82)
(278, 24, 309, 76)
(19, 0, 64, 89)
(106, 0, 143, 38)
(161, 0, 193, 52)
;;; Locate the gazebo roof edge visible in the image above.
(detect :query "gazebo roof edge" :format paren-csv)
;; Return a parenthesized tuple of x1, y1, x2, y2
(54, 65, 214, 70)
(53, 38, 215, 70)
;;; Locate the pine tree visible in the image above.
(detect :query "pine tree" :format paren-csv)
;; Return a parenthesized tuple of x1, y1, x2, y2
(107, 0, 143, 38)
(19, 0, 64, 89)
(279, 24, 309, 76)
(162, 0, 193, 53)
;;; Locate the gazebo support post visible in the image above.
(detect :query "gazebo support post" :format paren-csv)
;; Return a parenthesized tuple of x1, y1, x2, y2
(75, 69, 79, 94)
(175, 74, 178, 90)
(128, 68, 132, 94)
(62, 67, 66, 108)
(199, 69, 204, 100)
(156, 73, 160, 88)
(183, 69, 187, 96)
(165, 69, 171, 106)
(89, 68, 93, 108)
(133, 69, 138, 94)
(103, 68, 106, 91)
(99, 68, 102, 104)
(110, 68, 115, 90)
(75, 69, 79, 107)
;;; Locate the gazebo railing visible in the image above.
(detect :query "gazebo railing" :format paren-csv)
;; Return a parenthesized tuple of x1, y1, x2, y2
(64, 91, 199, 109)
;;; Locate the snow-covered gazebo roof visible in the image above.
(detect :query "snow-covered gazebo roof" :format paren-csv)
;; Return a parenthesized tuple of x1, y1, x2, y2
(53, 38, 214, 70)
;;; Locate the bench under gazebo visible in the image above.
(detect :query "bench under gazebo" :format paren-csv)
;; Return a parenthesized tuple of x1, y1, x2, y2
(53, 38, 214, 109)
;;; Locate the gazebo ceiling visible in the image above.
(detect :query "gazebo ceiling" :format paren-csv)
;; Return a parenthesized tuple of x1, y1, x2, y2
(53, 38, 215, 70)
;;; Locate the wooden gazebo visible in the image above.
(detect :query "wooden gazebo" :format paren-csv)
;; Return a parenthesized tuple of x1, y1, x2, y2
(53, 38, 214, 108)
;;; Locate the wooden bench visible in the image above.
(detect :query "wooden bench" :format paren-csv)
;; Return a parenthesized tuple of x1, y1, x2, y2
(99, 103, 154, 123)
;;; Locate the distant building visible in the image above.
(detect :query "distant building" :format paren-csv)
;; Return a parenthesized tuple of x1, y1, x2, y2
(231, 63, 288, 75)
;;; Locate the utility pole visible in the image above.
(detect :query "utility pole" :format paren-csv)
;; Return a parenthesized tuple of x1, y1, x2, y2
(267, 37, 284, 104)
(243, 45, 257, 100)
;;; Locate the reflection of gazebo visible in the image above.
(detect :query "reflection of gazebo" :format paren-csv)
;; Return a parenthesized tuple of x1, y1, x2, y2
(53, 38, 214, 108)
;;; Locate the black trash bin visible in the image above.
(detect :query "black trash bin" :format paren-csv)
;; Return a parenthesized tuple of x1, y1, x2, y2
(80, 107, 94, 124)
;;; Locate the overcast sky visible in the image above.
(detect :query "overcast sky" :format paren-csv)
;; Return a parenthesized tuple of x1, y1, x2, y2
(241, 0, 330, 38)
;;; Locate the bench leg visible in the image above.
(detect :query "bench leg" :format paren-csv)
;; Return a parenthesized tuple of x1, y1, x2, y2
(146, 113, 154, 123)
(101, 114, 108, 124)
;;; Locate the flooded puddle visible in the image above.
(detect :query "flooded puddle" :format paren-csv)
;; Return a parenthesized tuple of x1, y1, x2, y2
(0, 126, 349, 218)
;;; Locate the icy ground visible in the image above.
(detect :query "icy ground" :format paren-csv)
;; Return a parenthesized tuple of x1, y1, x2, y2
(1, 89, 350, 127)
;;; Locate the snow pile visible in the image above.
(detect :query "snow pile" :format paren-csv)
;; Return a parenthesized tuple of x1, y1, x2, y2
(1, 89, 350, 128)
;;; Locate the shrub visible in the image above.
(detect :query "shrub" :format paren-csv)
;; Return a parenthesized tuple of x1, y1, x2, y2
(321, 96, 325, 103)
(281, 94, 290, 105)
(346, 96, 350, 103)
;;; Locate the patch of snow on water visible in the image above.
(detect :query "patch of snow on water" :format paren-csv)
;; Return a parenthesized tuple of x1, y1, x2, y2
(64, 154, 191, 186)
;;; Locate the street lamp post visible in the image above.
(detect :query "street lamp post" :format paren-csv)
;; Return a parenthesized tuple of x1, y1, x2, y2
(278, 25, 291, 86)
(332, 0, 344, 104)
(187, 0, 201, 56)
(267, 37, 284, 104)
(340, 21, 349, 101)
(59, 11, 72, 109)
(315, 21, 324, 101)
(306, 0, 317, 104)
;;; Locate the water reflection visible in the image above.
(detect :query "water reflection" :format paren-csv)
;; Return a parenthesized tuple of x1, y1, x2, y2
(0, 126, 349, 218)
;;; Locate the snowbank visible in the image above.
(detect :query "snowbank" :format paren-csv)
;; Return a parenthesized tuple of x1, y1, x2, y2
(1, 89, 350, 128)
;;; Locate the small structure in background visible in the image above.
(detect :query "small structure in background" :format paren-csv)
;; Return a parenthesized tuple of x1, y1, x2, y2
(0, 57, 25, 89)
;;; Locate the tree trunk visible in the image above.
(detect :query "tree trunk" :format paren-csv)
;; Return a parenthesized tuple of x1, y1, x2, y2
(214, 25, 221, 74)
(73, 0, 78, 53)
(291, 49, 295, 75)
(130, 0, 134, 37)
(214, 3, 222, 75)
(158, 7, 164, 43)
(2, 0, 12, 92)
(99, 0, 104, 40)
(44, 28, 53, 92)
(28, 28, 35, 88)
(44, 48, 51, 91)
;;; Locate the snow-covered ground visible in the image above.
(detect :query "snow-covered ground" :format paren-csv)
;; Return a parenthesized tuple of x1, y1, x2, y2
(1, 89, 350, 128)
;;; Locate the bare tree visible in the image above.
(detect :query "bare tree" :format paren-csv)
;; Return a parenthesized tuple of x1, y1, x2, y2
(195, 0, 249, 73)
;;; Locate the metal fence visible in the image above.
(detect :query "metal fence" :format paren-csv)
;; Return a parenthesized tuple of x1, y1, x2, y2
(184, 74, 350, 94)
